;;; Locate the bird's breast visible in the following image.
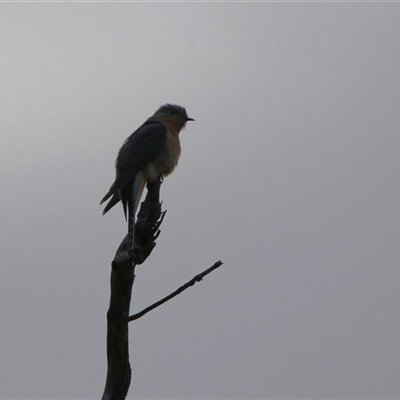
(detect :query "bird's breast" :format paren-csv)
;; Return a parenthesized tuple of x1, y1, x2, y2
(144, 130, 181, 179)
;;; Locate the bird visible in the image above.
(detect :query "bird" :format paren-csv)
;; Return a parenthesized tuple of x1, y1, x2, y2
(100, 103, 194, 264)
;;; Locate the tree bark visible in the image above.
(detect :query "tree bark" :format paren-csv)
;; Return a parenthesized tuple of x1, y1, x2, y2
(100, 177, 223, 400)
(101, 178, 164, 400)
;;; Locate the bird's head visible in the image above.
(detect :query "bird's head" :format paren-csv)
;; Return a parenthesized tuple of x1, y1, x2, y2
(153, 104, 194, 128)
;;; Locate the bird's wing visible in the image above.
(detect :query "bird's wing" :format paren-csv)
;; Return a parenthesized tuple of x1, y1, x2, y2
(100, 121, 167, 206)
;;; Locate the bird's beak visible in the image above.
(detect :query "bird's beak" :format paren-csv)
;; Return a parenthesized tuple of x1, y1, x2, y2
(186, 117, 195, 121)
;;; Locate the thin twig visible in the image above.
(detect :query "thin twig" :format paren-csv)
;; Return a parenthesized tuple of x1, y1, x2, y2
(128, 260, 224, 322)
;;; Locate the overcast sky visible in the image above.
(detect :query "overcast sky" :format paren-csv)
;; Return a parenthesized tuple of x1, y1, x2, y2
(1, 2, 399, 399)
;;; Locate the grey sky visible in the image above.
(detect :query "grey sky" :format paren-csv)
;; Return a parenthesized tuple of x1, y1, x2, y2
(1, 3, 399, 399)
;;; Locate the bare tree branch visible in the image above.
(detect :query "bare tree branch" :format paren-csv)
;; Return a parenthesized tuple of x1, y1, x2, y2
(128, 260, 224, 322)
(101, 178, 224, 400)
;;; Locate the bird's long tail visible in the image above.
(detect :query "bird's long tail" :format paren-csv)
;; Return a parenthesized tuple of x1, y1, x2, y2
(128, 175, 140, 265)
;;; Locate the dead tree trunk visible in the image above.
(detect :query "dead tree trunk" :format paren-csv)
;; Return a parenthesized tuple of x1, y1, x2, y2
(101, 177, 223, 400)
(101, 178, 164, 400)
